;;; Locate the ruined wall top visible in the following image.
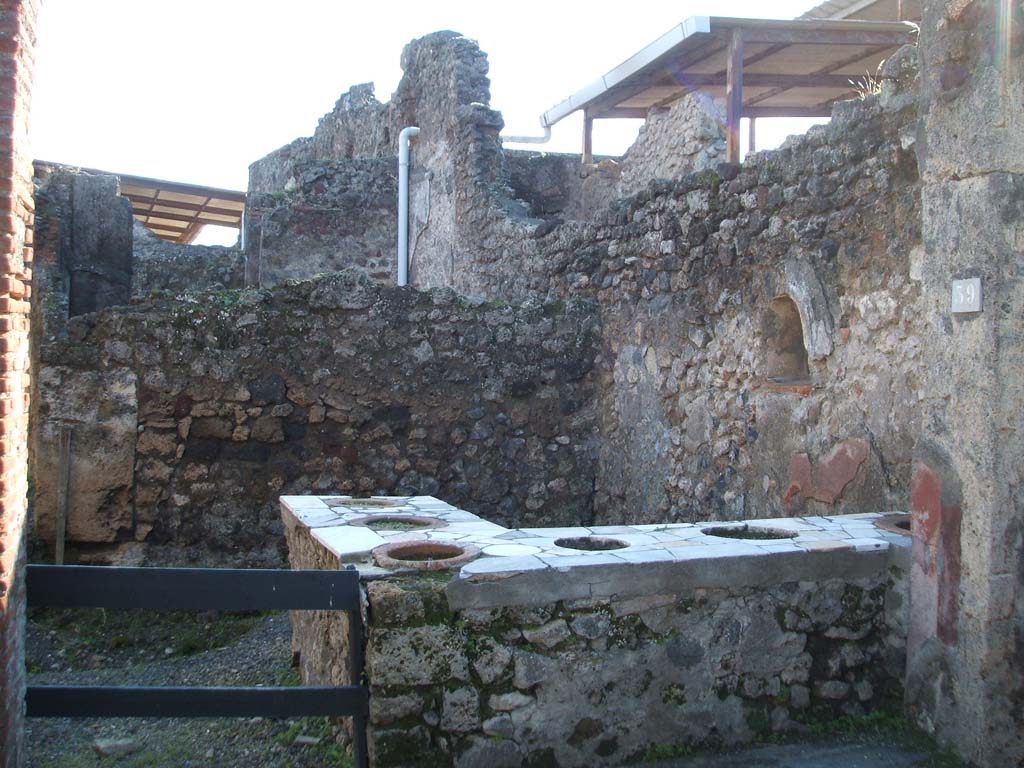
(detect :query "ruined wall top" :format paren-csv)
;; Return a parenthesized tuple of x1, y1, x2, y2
(618, 93, 727, 196)
(310, 83, 390, 161)
(248, 31, 509, 198)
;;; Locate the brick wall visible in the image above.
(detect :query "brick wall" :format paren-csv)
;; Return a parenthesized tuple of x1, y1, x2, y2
(0, 0, 38, 765)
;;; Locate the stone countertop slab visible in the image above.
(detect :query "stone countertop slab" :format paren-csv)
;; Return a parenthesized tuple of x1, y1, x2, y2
(448, 548, 897, 610)
(281, 496, 911, 587)
(447, 548, 894, 609)
(312, 525, 385, 558)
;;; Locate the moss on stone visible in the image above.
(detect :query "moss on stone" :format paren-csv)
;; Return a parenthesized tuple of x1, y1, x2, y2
(775, 605, 788, 629)
(661, 683, 687, 706)
(640, 742, 693, 763)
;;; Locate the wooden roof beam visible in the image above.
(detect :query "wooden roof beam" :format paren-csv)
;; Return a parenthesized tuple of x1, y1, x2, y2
(645, 40, 792, 111)
(744, 42, 894, 107)
(725, 28, 744, 163)
(743, 106, 835, 117)
(114, 174, 245, 202)
(124, 196, 246, 219)
(133, 209, 240, 228)
(597, 105, 837, 119)
(639, 72, 874, 89)
(739, 27, 914, 45)
(584, 36, 726, 118)
(599, 107, 652, 118)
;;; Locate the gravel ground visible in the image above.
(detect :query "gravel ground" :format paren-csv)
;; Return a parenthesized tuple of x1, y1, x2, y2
(25, 612, 351, 768)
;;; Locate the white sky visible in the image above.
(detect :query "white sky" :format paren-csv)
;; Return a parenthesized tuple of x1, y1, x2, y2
(29, 0, 827, 244)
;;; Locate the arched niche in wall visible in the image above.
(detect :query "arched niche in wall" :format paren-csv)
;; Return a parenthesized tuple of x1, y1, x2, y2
(764, 295, 810, 383)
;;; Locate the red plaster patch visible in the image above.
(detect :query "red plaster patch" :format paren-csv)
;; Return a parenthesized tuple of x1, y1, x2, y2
(937, 502, 962, 645)
(762, 381, 814, 396)
(782, 481, 802, 505)
(911, 459, 962, 646)
(911, 460, 942, 545)
(786, 439, 869, 506)
(785, 454, 813, 507)
(814, 439, 870, 503)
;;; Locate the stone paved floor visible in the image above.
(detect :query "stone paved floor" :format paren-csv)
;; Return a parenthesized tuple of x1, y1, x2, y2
(654, 740, 946, 767)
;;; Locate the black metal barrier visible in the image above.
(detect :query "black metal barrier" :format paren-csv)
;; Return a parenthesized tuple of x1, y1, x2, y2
(25, 564, 368, 768)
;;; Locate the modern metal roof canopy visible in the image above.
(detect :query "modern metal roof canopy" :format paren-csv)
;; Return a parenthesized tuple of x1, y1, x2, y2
(542, 15, 917, 163)
(115, 173, 246, 244)
(35, 161, 246, 244)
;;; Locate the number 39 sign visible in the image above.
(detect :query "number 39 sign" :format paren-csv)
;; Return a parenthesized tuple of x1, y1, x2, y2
(951, 277, 982, 314)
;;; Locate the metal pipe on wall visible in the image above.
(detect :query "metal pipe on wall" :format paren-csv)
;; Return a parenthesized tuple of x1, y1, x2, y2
(397, 126, 420, 286)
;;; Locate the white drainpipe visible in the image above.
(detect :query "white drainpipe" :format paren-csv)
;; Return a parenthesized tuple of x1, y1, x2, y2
(397, 126, 420, 286)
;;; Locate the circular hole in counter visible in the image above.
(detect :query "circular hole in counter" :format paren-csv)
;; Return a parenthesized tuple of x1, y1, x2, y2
(554, 536, 629, 551)
(701, 524, 796, 540)
(349, 515, 447, 532)
(331, 498, 405, 509)
(874, 514, 911, 535)
(373, 541, 481, 571)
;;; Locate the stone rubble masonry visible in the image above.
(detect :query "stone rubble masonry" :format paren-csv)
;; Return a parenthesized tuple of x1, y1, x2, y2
(31, 165, 133, 317)
(245, 32, 926, 528)
(244, 158, 397, 288)
(545, 89, 923, 526)
(504, 151, 619, 223)
(617, 93, 727, 197)
(131, 221, 243, 298)
(244, 82, 396, 288)
(32, 271, 599, 566)
(907, 1, 1024, 763)
(247, 83, 392, 198)
(17, 9, 1024, 765)
(30, 35, 929, 562)
(249, 31, 926, 528)
(246, 38, 723, 294)
(30, 165, 246, 333)
(0, 1, 37, 766)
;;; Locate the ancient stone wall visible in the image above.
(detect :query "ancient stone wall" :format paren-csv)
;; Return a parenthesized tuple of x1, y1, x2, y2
(370, 569, 904, 767)
(32, 166, 133, 318)
(32, 166, 245, 318)
(618, 93, 727, 197)
(32, 37, 929, 563)
(32, 272, 598, 565)
(244, 159, 397, 287)
(392, 32, 537, 298)
(310, 83, 392, 161)
(536, 78, 923, 526)
(247, 137, 314, 197)
(246, 33, 723, 299)
(0, 0, 38, 764)
(246, 84, 391, 199)
(131, 221, 243, 298)
(244, 82, 401, 288)
(504, 151, 620, 222)
(906, 1, 1024, 765)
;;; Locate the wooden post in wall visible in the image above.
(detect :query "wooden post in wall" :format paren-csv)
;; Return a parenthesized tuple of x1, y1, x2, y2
(748, 116, 757, 154)
(726, 28, 744, 164)
(582, 111, 594, 165)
